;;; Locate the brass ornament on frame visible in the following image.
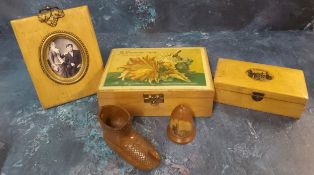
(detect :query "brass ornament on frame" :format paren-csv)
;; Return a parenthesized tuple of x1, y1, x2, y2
(39, 31, 89, 85)
(38, 6, 65, 27)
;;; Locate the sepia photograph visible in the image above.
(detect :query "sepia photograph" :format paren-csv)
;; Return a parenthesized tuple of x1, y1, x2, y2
(47, 38, 82, 78)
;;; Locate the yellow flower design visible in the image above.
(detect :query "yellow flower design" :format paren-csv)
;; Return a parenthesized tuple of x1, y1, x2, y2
(118, 53, 191, 84)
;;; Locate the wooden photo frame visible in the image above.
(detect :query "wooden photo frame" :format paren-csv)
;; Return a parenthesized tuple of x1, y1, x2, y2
(11, 6, 104, 108)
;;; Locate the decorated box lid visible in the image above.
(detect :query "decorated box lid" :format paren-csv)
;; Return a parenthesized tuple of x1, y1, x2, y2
(99, 47, 214, 98)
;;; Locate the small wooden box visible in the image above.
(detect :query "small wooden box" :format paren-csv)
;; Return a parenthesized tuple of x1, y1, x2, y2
(214, 58, 308, 118)
(98, 47, 215, 117)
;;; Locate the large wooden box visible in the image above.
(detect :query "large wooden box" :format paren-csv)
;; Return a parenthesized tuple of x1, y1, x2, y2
(214, 58, 308, 118)
(98, 47, 215, 117)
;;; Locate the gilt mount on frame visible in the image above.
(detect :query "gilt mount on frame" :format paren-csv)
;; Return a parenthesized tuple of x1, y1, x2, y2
(11, 6, 104, 108)
(39, 31, 89, 85)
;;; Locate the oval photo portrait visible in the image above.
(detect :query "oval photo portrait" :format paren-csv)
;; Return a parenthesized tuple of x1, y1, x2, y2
(40, 31, 89, 84)
(48, 39, 82, 78)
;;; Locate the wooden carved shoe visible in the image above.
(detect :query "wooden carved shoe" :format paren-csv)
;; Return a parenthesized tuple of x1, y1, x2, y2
(167, 105, 196, 144)
(98, 105, 160, 171)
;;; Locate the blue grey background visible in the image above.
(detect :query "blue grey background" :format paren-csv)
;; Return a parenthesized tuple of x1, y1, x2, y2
(1, 0, 314, 175)
(1, 0, 314, 34)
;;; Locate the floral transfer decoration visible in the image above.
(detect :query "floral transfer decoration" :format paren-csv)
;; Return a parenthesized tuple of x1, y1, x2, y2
(104, 49, 206, 86)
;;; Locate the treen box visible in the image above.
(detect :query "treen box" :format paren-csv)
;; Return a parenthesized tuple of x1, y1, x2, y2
(98, 47, 215, 117)
(214, 58, 308, 118)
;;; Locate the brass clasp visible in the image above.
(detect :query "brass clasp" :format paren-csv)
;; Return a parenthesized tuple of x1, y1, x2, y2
(38, 6, 64, 27)
(143, 94, 164, 105)
(251, 92, 265, 101)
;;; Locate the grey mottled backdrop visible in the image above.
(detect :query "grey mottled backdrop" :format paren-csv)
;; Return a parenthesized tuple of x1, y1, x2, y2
(1, 0, 314, 34)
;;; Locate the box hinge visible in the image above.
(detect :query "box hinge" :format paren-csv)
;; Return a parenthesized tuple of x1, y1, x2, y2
(143, 94, 164, 105)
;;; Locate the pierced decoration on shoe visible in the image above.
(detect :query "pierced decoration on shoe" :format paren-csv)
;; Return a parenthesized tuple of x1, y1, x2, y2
(98, 105, 160, 170)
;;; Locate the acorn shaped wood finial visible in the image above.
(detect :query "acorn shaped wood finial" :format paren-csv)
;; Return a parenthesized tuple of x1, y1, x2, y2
(167, 105, 196, 144)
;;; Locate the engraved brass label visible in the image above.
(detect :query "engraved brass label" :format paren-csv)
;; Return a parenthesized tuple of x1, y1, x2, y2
(143, 94, 164, 105)
(38, 6, 65, 27)
(246, 68, 273, 81)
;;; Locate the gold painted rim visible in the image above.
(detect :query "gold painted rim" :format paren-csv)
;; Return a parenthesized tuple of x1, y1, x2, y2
(39, 31, 89, 85)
